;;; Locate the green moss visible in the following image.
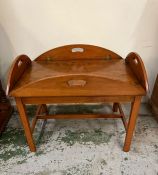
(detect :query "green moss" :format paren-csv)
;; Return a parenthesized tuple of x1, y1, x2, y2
(35, 150, 45, 157)
(59, 129, 113, 146)
(101, 159, 107, 165)
(0, 147, 27, 161)
(0, 128, 26, 145)
(34, 170, 53, 175)
(119, 130, 126, 135)
(154, 145, 158, 149)
(0, 128, 28, 161)
(64, 163, 92, 175)
(26, 105, 37, 118)
(86, 159, 93, 162)
(17, 159, 27, 164)
(49, 104, 106, 114)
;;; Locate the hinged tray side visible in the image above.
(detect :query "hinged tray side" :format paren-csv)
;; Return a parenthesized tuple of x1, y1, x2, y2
(35, 44, 123, 61)
(6, 55, 31, 95)
(125, 52, 148, 92)
(9, 74, 146, 97)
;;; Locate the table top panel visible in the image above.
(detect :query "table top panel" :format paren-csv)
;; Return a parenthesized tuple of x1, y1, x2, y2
(10, 59, 145, 97)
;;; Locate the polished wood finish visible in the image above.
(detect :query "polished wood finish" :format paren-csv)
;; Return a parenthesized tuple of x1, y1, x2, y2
(35, 44, 122, 61)
(113, 103, 128, 130)
(118, 103, 128, 131)
(31, 104, 48, 133)
(125, 52, 148, 92)
(36, 114, 123, 119)
(6, 55, 31, 95)
(15, 98, 36, 152)
(123, 96, 141, 152)
(9, 59, 146, 97)
(22, 96, 135, 104)
(7, 44, 148, 152)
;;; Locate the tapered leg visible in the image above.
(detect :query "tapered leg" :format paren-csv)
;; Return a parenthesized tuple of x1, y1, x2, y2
(42, 104, 48, 115)
(31, 104, 48, 133)
(15, 98, 36, 152)
(123, 96, 142, 152)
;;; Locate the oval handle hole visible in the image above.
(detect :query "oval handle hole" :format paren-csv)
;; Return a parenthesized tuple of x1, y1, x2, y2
(68, 79, 86, 87)
(134, 58, 138, 65)
(18, 60, 22, 67)
(71, 48, 84, 53)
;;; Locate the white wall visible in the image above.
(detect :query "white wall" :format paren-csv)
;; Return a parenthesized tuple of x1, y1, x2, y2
(0, 0, 158, 98)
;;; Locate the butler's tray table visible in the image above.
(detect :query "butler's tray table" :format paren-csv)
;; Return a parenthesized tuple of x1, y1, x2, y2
(7, 44, 148, 152)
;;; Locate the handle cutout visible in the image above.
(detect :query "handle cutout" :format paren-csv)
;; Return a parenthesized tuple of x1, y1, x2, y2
(18, 60, 22, 67)
(134, 58, 138, 65)
(68, 79, 86, 87)
(71, 48, 84, 53)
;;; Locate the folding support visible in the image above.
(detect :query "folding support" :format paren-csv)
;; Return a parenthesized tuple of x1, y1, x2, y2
(30, 103, 128, 135)
(31, 104, 48, 133)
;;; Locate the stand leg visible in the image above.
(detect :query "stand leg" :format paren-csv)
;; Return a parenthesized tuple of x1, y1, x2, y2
(15, 98, 36, 152)
(123, 96, 141, 152)
(42, 104, 48, 115)
(31, 104, 48, 133)
(113, 103, 118, 112)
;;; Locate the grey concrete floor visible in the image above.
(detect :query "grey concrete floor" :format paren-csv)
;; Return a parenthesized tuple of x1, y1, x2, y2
(0, 103, 158, 175)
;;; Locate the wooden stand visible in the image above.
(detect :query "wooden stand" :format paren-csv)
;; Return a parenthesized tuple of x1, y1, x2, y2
(6, 44, 148, 152)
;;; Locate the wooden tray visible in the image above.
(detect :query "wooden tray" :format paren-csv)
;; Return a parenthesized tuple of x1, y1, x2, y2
(6, 44, 148, 152)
